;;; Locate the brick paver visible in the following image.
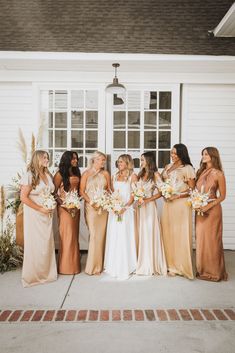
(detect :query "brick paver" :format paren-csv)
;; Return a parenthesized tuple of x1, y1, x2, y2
(77, 310, 87, 321)
(134, 310, 144, 321)
(112, 310, 121, 321)
(0, 308, 234, 323)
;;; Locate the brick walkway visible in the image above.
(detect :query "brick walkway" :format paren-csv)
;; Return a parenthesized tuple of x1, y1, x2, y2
(0, 308, 234, 323)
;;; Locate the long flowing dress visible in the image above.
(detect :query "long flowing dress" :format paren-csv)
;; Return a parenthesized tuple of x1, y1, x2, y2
(161, 164, 195, 279)
(57, 175, 80, 275)
(85, 172, 108, 275)
(21, 171, 57, 287)
(136, 179, 167, 276)
(196, 168, 227, 281)
(104, 177, 137, 279)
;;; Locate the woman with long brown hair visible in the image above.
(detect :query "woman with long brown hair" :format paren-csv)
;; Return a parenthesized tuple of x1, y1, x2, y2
(136, 151, 167, 276)
(20, 150, 57, 287)
(195, 147, 227, 281)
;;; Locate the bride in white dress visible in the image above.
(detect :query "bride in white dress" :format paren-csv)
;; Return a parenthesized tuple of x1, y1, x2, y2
(104, 154, 137, 280)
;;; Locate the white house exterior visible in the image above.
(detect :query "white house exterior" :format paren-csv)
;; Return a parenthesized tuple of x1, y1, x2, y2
(0, 1, 235, 249)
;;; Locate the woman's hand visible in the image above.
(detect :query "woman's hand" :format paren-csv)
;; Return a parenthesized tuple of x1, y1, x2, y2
(139, 197, 151, 206)
(166, 194, 179, 202)
(200, 204, 211, 213)
(38, 206, 52, 216)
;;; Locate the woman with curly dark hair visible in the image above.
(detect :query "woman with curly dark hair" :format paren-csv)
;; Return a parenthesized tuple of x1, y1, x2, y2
(54, 151, 81, 275)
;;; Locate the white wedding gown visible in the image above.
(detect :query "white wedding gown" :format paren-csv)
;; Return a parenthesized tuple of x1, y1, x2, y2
(104, 177, 137, 279)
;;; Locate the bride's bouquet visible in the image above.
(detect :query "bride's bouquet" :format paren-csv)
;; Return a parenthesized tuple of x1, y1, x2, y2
(40, 188, 57, 218)
(187, 186, 212, 216)
(156, 176, 183, 200)
(90, 187, 109, 215)
(106, 190, 125, 222)
(61, 190, 82, 218)
(131, 180, 153, 208)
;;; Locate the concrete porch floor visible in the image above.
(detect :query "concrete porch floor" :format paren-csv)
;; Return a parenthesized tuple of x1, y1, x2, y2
(0, 251, 235, 353)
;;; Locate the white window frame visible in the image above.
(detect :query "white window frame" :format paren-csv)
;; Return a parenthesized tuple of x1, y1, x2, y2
(105, 84, 180, 173)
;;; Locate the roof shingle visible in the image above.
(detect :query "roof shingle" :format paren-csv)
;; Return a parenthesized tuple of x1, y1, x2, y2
(0, 0, 234, 55)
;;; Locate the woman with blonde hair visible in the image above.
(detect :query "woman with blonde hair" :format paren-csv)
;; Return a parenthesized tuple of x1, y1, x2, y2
(195, 147, 227, 281)
(20, 150, 57, 287)
(80, 151, 111, 275)
(104, 154, 138, 279)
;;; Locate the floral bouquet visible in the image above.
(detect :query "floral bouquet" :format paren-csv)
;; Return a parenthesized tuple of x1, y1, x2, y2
(156, 176, 184, 200)
(90, 187, 109, 215)
(106, 190, 125, 222)
(40, 188, 57, 218)
(61, 190, 81, 218)
(131, 180, 153, 208)
(187, 186, 212, 216)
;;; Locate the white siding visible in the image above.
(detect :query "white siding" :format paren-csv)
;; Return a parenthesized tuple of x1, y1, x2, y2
(182, 84, 235, 249)
(0, 83, 34, 184)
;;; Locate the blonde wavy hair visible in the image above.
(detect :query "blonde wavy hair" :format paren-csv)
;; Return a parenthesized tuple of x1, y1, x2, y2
(89, 151, 107, 169)
(27, 150, 51, 189)
(116, 154, 134, 179)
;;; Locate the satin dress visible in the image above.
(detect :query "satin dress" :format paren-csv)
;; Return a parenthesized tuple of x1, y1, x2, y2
(104, 176, 137, 279)
(196, 168, 227, 281)
(21, 171, 57, 287)
(161, 164, 195, 279)
(136, 179, 167, 276)
(57, 175, 80, 275)
(85, 172, 108, 275)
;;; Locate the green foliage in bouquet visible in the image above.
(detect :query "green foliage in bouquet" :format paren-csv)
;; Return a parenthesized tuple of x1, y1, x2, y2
(0, 220, 23, 273)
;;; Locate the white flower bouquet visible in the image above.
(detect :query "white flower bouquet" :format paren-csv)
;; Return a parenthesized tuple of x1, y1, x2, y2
(89, 187, 109, 215)
(106, 190, 125, 222)
(156, 176, 184, 200)
(40, 188, 57, 217)
(131, 180, 153, 208)
(61, 190, 81, 218)
(187, 186, 212, 216)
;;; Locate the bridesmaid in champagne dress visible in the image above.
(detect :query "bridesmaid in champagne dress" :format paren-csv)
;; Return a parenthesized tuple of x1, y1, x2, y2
(195, 147, 227, 281)
(54, 151, 81, 275)
(161, 144, 195, 279)
(20, 150, 57, 287)
(80, 151, 111, 275)
(136, 152, 167, 276)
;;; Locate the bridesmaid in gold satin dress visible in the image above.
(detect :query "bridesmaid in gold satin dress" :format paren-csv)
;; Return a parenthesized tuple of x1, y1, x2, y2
(20, 150, 57, 287)
(54, 151, 81, 275)
(80, 151, 111, 275)
(195, 147, 227, 281)
(161, 144, 195, 279)
(136, 152, 167, 276)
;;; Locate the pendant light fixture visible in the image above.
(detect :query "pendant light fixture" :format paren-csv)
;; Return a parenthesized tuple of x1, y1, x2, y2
(106, 63, 126, 94)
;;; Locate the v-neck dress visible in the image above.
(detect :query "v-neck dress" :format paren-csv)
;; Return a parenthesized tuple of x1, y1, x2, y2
(20, 171, 57, 287)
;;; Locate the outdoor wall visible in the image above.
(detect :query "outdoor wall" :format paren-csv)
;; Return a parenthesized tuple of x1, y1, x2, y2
(0, 81, 235, 249)
(182, 84, 235, 249)
(0, 82, 34, 182)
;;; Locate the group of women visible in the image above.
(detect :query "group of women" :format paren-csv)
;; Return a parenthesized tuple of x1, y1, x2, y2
(20, 144, 228, 287)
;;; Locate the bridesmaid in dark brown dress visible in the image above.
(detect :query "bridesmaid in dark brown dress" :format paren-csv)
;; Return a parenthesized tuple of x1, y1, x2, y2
(195, 147, 227, 282)
(54, 151, 81, 275)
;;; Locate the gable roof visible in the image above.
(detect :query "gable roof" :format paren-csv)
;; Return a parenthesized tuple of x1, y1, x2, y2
(0, 0, 234, 55)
